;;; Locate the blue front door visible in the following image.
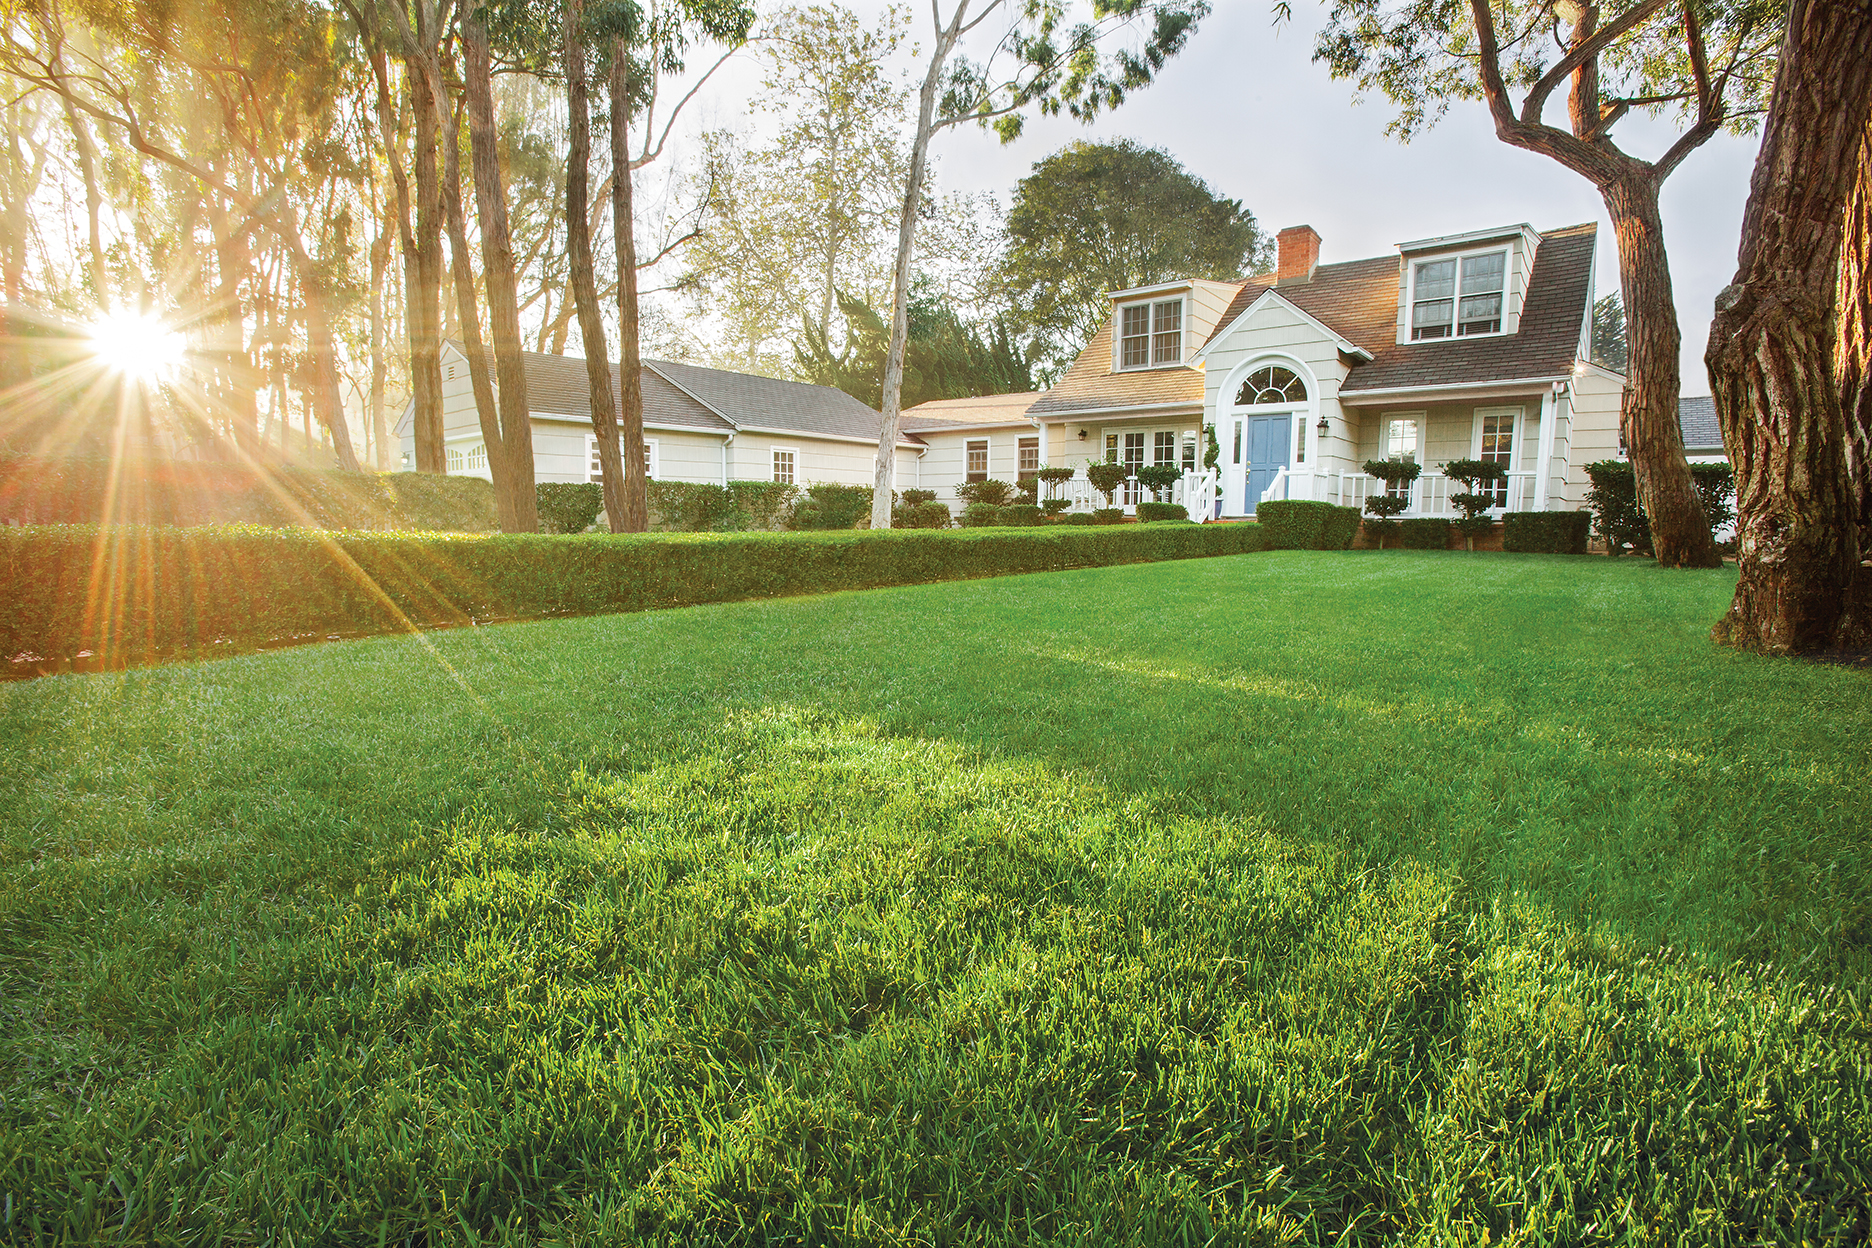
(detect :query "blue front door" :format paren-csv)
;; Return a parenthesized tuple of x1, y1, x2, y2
(1244, 414, 1292, 514)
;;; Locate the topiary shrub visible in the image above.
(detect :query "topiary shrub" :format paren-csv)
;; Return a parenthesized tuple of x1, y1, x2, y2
(790, 483, 873, 531)
(1091, 508, 1125, 525)
(1399, 517, 1451, 550)
(956, 478, 1015, 507)
(998, 503, 1043, 527)
(1256, 499, 1361, 550)
(1135, 464, 1182, 502)
(536, 482, 604, 534)
(900, 488, 938, 507)
(1040, 498, 1071, 516)
(1136, 501, 1189, 523)
(1501, 511, 1591, 554)
(1441, 458, 1508, 551)
(960, 502, 1003, 528)
(1014, 477, 1039, 505)
(1362, 458, 1422, 550)
(1084, 461, 1130, 510)
(1034, 466, 1076, 502)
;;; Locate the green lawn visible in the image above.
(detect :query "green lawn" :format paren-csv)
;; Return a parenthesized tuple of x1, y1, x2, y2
(2, 550, 1867, 1245)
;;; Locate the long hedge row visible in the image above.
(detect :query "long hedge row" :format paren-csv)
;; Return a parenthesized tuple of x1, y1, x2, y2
(1, 521, 1269, 669)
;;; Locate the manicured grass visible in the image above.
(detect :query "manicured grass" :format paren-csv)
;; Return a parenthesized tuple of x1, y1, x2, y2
(2, 551, 1868, 1244)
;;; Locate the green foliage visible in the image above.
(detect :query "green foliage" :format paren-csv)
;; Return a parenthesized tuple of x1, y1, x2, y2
(535, 482, 604, 535)
(794, 284, 1036, 410)
(997, 503, 1043, 527)
(1361, 458, 1421, 548)
(1584, 461, 1735, 557)
(1501, 511, 1592, 554)
(1040, 498, 1071, 516)
(1136, 501, 1189, 523)
(1090, 508, 1126, 525)
(1083, 461, 1130, 508)
(891, 500, 951, 529)
(1134, 464, 1182, 499)
(1442, 458, 1508, 549)
(1592, 292, 1628, 373)
(788, 483, 873, 531)
(1002, 140, 1270, 374)
(1061, 512, 1096, 526)
(1693, 461, 1737, 536)
(1014, 476, 1039, 505)
(1399, 516, 1452, 549)
(955, 479, 1015, 508)
(1256, 500, 1363, 550)
(959, 502, 1003, 528)
(1034, 466, 1076, 487)
(900, 488, 939, 507)
(647, 480, 799, 532)
(1203, 423, 1220, 470)
(0, 454, 500, 531)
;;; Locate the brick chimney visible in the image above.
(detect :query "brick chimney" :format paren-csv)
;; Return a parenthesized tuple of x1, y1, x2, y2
(1276, 225, 1322, 284)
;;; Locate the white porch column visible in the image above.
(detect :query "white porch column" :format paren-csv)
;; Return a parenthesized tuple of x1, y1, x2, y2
(1533, 387, 1558, 510)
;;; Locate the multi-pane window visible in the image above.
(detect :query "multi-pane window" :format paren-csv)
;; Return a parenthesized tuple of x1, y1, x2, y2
(1235, 366, 1307, 406)
(465, 443, 487, 473)
(1122, 432, 1146, 473)
(1153, 431, 1176, 466)
(446, 446, 464, 473)
(1411, 251, 1506, 340)
(1017, 436, 1039, 481)
(588, 436, 656, 483)
(1181, 437, 1197, 472)
(772, 448, 795, 485)
(1479, 409, 1516, 507)
(965, 439, 988, 482)
(1384, 416, 1420, 498)
(1118, 298, 1183, 368)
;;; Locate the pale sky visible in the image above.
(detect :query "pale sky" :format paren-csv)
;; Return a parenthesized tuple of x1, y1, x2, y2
(680, 0, 1763, 397)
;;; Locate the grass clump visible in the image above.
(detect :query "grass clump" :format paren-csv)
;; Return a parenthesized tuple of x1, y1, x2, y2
(1, 552, 1868, 1243)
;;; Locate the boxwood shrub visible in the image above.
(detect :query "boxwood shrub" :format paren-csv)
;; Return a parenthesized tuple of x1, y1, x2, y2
(1061, 513, 1095, 526)
(536, 482, 604, 534)
(1399, 517, 1452, 550)
(891, 501, 951, 529)
(998, 504, 1043, 527)
(1254, 500, 1361, 550)
(1502, 510, 1592, 554)
(1136, 502, 1189, 523)
(0, 522, 1272, 667)
(789, 483, 872, 531)
(646, 480, 798, 532)
(1091, 508, 1125, 525)
(960, 503, 1003, 528)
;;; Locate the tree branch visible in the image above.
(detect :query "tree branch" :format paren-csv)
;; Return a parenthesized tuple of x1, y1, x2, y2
(1520, 0, 1672, 126)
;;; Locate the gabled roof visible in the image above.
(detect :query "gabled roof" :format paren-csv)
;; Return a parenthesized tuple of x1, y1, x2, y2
(1193, 287, 1373, 364)
(648, 358, 894, 443)
(1203, 255, 1400, 357)
(900, 391, 1044, 432)
(1679, 395, 1723, 453)
(1027, 315, 1209, 417)
(440, 342, 731, 433)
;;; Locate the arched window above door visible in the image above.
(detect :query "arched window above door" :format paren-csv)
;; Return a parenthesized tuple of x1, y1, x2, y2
(1235, 365, 1308, 406)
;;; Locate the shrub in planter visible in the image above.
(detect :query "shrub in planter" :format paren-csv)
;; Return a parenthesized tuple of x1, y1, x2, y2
(1137, 501, 1189, 523)
(1091, 508, 1125, 525)
(956, 478, 1015, 507)
(1362, 457, 1421, 549)
(892, 500, 951, 529)
(1040, 498, 1071, 516)
(960, 502, 1004, 527)
(1441, 457, 1507, 551)
(1501, 510, 1590, 554)
(900, 488, 938, 507)
(1084, 460, 1130, 509)
(1399, 516, 1452, 549)
(998, 503, 1043, 526)
(1135, 464, 1182, 502)
(536, 482, 604, 534)
(1256, 499, 1361, 550)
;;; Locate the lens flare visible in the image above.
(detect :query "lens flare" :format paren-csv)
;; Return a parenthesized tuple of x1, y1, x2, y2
(89, 309, 186, 382)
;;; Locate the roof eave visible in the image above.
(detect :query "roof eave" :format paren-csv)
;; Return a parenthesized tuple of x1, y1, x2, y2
(1192, 288, 1373, 363)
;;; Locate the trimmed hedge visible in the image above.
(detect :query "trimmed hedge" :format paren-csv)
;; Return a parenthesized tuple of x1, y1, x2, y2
(1255, 500, 1362, 550)
(1400, 517, 1451, 550)
(0, 522, 1272, 668)
(537, 483, 604, 535)
(789, 483, 872, 531)
(998, 503, 1043, 527)
(1136, 502, 1189, 523)
(891, 501, 951, 529)
(1091, 508, 1125, 525)
(960, 503, 1003, 528)
(1502, 510, 1592, 554)
(0, 454, 500, 531)
(647, 480, 799, 532)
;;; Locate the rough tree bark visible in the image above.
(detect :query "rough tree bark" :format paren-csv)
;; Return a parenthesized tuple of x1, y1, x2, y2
(1706, 0, 1872, 653)
(609, 43, 650, 532)
(464, 12, 539, 531)
(1841, 119, 1872, 554)
(369, 222, 390, 469)
(564, 0, 627, 532)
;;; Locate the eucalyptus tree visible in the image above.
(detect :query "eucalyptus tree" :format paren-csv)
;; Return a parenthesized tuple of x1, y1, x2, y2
(1313, 0, 1782, 568)
(866, 0, 1213, 531)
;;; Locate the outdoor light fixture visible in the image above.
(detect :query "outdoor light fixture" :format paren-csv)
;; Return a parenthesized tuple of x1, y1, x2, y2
(1078, 428, 1088, 440)
(1316, 414, 1330, 435)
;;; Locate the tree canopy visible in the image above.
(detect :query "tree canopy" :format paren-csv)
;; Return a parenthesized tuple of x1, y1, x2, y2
(796, 282, 1036, 411)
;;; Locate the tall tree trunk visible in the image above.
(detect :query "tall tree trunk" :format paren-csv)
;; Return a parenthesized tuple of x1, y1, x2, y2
(369, 224, 390, 470)
(302, 280, 362, 472)
(465, 13, 539, 532)
(1841, 119, 1872, 558)
(609, 43, 649, 532)
(1608, 177, 1719, 567)
(57, 98, 107, 300)
(565, 0, 626, 532)
(1706, 0, 1872, 653)
(869, 13, 953, 530)
(408, 18, 447, 473)
(440, 97, 512, 526)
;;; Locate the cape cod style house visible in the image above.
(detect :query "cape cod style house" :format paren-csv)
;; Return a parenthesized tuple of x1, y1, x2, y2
(904, 222, 1626, 522)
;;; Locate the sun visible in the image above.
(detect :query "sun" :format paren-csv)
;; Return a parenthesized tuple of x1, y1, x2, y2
(89, 309, 187, 382)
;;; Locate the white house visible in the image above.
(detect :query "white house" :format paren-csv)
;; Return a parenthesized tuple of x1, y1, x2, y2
(396, 343, 923, 491)
(905, 221, 1625, 522)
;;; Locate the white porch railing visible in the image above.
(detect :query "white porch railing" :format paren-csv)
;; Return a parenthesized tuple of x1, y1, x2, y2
(1260, 468, 1537, 517)
(1039, 467, 1219, 522)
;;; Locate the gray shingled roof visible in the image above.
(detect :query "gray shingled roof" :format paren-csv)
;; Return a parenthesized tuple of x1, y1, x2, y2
(648, 358, 893, 441)
(1679, 395, 1723, 453)
(511, 349, 731, 432)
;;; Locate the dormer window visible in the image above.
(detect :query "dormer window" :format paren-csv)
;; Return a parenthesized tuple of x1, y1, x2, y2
(1410, 249, 1506, 340)
(1119, 297, 1183, 368)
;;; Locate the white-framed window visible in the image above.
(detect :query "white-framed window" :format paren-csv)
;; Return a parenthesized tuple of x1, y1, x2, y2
(1181, 433, 1197, 472)
(1410, 249, 1507, 340)
(464, 443, 487, 474)
(587, 434, 657, 483)
(446, 445, 464, 474)
(1017, 436, 1039, 481)
(1153, 431, 1176, 466)
(1381, 412, 1423, 497)
(772, 446, 796, 485)
(965, 438, 988, 482)
(1117, 297, 1184, 369)
(1474, 406, 1521, 507)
